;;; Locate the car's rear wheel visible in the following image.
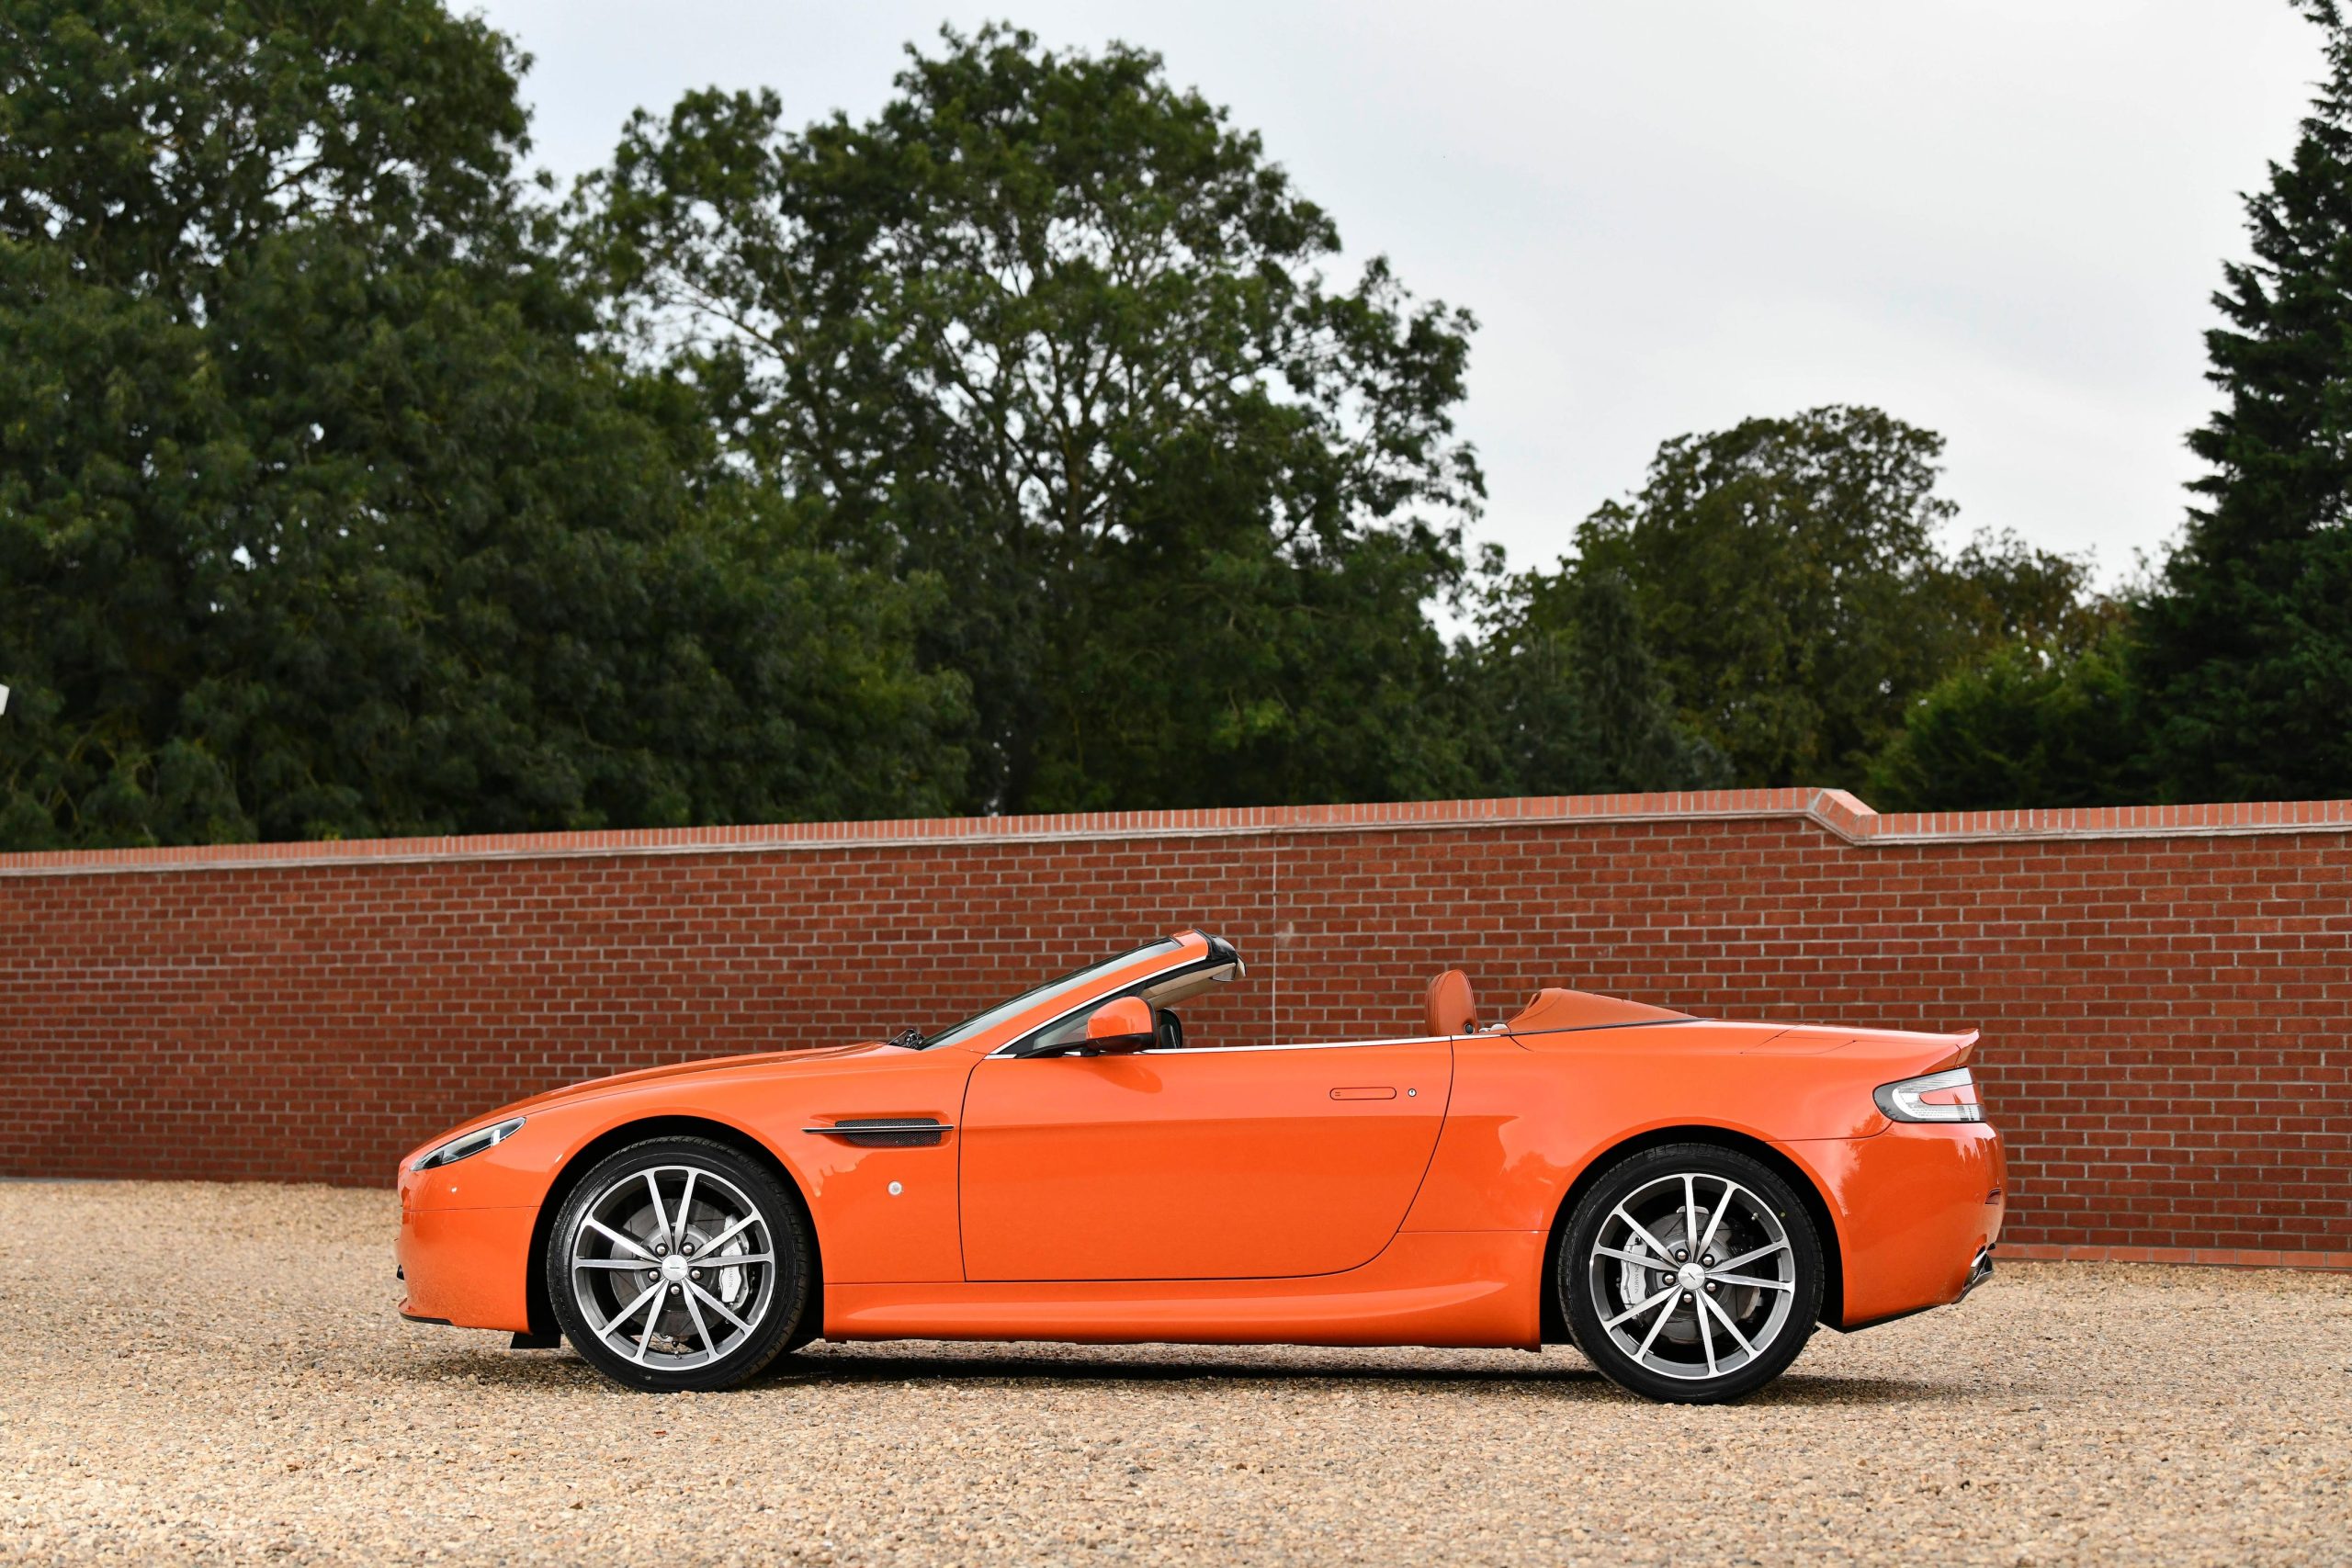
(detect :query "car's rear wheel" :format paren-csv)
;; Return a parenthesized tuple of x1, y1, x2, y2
(548, 1136, 810, 1392)
(1560, 1144, 1822, 1404)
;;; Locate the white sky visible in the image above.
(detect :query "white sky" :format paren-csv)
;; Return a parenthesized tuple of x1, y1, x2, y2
(478, 0, 2324, 588)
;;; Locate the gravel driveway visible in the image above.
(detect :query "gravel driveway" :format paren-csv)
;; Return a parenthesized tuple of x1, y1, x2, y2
(1, 1180, 2345, 1566)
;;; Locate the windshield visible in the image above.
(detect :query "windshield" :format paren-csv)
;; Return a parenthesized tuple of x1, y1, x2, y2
(918, 938, 1182, 1051)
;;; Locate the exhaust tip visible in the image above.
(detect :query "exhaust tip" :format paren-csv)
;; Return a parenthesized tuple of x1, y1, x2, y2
(1957, 1244, 1995, 1303)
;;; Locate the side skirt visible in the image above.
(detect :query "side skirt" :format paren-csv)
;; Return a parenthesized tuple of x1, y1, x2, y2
(822, 1231, 1544, 1349)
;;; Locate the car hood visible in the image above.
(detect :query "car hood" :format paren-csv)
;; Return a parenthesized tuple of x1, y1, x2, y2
(410, 1043, 905, 1157)
(503, 1041, 901, 1114)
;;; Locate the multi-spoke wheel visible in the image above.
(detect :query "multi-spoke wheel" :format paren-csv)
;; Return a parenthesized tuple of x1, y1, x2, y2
(1560, 1144, 1822, 1403)
(547, 1136, 810, 1392)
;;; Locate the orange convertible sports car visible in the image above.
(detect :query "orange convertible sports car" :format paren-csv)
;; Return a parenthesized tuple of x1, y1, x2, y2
(398, 930, 2004, 1403)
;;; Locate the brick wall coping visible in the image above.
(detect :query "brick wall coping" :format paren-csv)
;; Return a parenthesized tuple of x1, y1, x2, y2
(5, 788, 2351, 879)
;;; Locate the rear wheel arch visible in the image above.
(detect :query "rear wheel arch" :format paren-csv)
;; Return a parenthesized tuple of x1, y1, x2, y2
(1539, 1124, 1845, 1343)
(525, 1114, 824, 1347)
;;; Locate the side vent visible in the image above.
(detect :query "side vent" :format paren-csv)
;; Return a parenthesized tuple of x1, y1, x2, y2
(802, 1117, 951, 1148)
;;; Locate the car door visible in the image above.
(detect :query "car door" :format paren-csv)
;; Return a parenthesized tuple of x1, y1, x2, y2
(957, 1035, 1453, 1280)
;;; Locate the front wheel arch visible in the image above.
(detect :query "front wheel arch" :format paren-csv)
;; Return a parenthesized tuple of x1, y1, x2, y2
(525, 1115, 823, 1348)
(1539, 1124, 1844, 1344)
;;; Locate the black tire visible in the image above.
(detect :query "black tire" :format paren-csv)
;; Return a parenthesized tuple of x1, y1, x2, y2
(547, 1135, 811, 1392)
(1559, 1143, 1822, 1404)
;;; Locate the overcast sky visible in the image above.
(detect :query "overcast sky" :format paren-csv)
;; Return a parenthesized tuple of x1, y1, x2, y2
(478, 0, 2324, 588)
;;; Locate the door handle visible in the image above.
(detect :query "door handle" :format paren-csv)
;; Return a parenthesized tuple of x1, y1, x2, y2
(1329, 1087, 1397, 1100)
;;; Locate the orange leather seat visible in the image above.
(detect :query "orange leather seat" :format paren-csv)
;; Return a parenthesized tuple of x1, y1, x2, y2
(1423, 969, 1479, 1037)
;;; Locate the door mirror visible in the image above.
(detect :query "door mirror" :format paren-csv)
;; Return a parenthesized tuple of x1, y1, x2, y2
(1061, 996, 1155, 1056)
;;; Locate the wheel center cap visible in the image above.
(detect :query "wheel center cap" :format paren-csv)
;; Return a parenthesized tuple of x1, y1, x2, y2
(1677, 1262, 1705, 1292)
(661, 1255, 689, 1283)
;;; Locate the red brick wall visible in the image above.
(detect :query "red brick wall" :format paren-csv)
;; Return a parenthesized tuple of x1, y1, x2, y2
(3, 791, 2346, 1267)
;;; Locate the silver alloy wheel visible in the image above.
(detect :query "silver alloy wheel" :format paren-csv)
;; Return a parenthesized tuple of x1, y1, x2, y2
(1584, 1171, 1797, 1382)
(567, 1164, 777, 1371)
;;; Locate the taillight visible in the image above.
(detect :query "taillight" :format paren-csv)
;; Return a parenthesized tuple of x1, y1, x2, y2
(1873, 1066, 1984, 1123)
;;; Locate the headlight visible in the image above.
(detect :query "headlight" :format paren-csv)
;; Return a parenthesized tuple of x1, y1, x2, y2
(413, 1117, 525, 1171)
(1873, 1067, 1984, 1123)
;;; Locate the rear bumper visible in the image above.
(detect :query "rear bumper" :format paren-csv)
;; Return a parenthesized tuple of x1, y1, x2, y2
(1804, 1120, 2006, 1330)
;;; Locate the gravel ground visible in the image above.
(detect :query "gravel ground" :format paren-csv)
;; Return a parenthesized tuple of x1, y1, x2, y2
(0, 1181, 2345, 1567)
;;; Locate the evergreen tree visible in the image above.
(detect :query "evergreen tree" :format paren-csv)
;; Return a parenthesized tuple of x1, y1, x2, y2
(2132, 0, 2352, 800)
(1866, 629, 2152, 811)
(1460, 555, 1727, 795)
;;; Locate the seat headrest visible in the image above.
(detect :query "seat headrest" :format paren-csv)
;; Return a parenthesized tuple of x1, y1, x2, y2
(1424, 969, 1479, 1037)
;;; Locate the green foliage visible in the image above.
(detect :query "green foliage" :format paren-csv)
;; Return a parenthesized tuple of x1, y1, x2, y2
(573, 25, 1484, 813)
(1031, 526, 1477, 810)
(1457, 553, 1728, 795)
(16, 0, 2312, 841)
(2129, 0, 2352, 801)
(0, 0, 526, 290)
(0, 0, 964, 848)
(1866, 630, 2153, 811)
(1554, 407, 2098, 788)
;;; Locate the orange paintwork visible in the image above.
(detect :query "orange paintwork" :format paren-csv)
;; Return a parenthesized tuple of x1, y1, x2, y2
(1504, 986, 1690, 1032)
(396, 929, 2004, 1345)
(960, 1038, 1451, 1280)
(825, 1232, 1544, 1347)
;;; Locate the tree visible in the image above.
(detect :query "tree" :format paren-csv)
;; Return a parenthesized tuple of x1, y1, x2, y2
(1458, 553, 1727, 795)
(2130, 0, 2352, 801)
(573, 26, 1484, 814)
(0, 0, 527, 294)
(1866, 628, 2152, 810)
(1559, 406, 2095, 787)
(0, 0, 963, 848)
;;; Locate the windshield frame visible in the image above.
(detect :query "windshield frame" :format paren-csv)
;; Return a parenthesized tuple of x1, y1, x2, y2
(917, 937, 1186, 1052)
(1014, 958, 1244, 1057)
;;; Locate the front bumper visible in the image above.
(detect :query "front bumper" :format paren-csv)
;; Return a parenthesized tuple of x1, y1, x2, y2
(396, 1155, 539, 1331)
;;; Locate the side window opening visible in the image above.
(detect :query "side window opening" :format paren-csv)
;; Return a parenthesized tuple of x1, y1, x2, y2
(1023, 962, 1240, 1055)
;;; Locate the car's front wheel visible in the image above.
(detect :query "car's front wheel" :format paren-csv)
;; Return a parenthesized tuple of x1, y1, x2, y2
(548, 1136, 811, 1392)
(1560, 1143, 1823, 1404)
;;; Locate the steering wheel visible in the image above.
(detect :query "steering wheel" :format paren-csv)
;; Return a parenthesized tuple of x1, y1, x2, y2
(1156, 1008, 1185, 1052)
